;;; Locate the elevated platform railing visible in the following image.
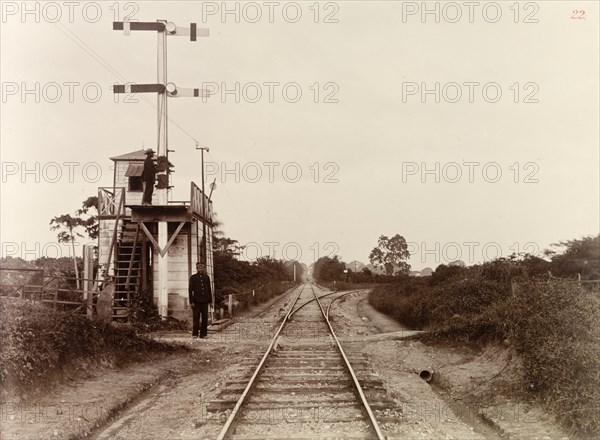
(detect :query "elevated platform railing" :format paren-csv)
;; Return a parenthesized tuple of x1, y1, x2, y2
(190, 181, 213, 222)
(98, 187, 126, 217)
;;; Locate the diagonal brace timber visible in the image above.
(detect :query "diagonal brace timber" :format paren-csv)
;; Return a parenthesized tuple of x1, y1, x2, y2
(138, 221, 187, 258)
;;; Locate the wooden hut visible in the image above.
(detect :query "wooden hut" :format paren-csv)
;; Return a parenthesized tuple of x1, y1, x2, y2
(97, 149, 214, 321)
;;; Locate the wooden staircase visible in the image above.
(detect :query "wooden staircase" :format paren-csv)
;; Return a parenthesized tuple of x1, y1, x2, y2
(113, 221, 142, 320)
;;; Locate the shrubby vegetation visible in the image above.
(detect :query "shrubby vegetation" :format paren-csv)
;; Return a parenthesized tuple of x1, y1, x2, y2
(367, 235, 600, 436)
(212, 233, 302, 311)
(311, 235, 599, 434)
(509, 280, 600, 434)
(0, 298, 184, 398)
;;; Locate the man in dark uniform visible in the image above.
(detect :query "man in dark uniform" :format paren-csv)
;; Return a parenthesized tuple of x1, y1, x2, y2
(189, 262, 212, 338)
(141, 149, 156, 205)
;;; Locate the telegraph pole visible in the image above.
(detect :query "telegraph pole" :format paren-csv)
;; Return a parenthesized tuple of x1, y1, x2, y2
(196, 146, 209, 220)
(113, 19, 210, 318)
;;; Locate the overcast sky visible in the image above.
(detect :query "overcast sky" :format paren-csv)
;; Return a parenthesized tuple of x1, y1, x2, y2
(1, 1, 598, 270)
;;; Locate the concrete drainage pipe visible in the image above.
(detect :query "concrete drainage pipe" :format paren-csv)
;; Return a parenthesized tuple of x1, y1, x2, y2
(419, 369, 434, 382)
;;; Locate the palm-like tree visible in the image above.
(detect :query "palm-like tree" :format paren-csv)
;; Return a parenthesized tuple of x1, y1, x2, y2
(76, 196, 99, 240)
(50, 214, 85, 289)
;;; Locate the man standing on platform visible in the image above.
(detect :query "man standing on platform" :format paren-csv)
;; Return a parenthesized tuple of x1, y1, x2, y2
(189, 262, 212, 338)
(141, 148, 156, 205)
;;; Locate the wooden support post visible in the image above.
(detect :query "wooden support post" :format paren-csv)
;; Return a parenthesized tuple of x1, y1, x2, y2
(83, 245, 94, 317)
(156, 23, 169, 320)
(104, 194, 124, 282)
(228, 293, 233, 318)
(158, 222, 168, 318)
(187, 223, 192, 279)
(141, 234, 148, 292)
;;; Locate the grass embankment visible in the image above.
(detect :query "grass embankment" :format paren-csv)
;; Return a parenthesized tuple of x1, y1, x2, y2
(369, 277, 600, 436)
(0, 298, 186, 399)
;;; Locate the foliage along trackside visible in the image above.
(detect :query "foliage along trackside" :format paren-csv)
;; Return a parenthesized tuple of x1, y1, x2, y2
(366, 235, 600, 436)
(0, 298, 185, 399)
(212, 230, 304, 312)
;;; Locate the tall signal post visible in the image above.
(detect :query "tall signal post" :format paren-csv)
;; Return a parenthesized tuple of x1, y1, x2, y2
(113, 19, 210, 318)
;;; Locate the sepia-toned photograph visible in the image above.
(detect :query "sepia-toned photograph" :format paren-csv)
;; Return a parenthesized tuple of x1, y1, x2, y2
(1, 1, 598, 439)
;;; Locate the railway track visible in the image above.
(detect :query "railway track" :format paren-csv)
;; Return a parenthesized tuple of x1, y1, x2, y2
(207, 282, 402, 439)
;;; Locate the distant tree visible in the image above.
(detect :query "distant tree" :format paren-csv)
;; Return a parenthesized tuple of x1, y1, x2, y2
(0, 256, 35, 270)
(548, 235, 600, 280)
(256, 256, 288, 281)
(211, 223, 297, 307)
(519, 254, 551, 278)
(478, 258, 523, 285)
(34, 256, 77, 277)
(351, 267, 373, 284)
(368, 234, 411, 276)
(420, 267, 433, 277)
(313, 256, 346, 282)
(49, 214, 86, 289)
(214, 236, 244, 257)
(213, 250, 251, 289)
(431, 263, 466, 285)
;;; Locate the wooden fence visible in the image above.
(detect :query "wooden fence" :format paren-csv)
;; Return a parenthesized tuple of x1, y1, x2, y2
(0, 267, 94, 312)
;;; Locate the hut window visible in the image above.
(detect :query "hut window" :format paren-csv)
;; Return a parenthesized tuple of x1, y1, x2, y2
(125, 163, 144, 192)
(129, 176, 143, 191)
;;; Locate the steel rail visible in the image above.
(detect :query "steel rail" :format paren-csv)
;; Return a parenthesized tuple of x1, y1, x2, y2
(325, 289, 367, 321)
(215, 283, 305, 440)
(255, 284, 298, 318)
(308, 284, 386, 440)
(288, 290, 359, 318)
